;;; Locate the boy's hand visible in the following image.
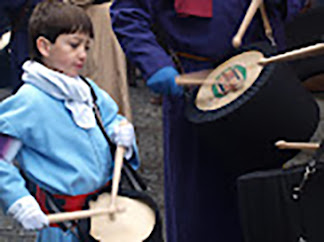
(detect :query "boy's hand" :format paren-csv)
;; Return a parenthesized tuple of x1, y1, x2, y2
(8, 196, 49, 230)
(112, 121, 135, 159)
(147, 66, 183, 96)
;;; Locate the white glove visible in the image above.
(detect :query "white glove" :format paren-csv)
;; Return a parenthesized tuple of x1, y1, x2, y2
(111, 122, 135, 159)
(7, 196, 49, 230)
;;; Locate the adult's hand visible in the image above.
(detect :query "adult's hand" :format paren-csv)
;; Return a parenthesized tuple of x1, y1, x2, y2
(147, 66, 183, 96)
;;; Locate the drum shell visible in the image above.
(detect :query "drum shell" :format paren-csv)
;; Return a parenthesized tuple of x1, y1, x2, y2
(285, 7, 324, 81)
(237, 163, 324, 242)
(185, 61, 319, 174)
(118, 189, 164, 242)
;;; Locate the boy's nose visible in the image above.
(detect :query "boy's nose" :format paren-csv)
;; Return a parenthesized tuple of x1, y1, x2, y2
(78, 49, 87, 60)
(79, 51, 87, 60)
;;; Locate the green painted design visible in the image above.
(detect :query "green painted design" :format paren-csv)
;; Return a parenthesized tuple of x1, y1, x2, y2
(233, 65, 247, 80)
(211, 64, 247, 98)
(212, 84, 224, 97)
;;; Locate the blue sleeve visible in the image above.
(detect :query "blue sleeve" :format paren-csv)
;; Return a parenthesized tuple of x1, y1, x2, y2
(0, 118, 31, 212)
(0, 157, 31, 213)
(0, 89, 40, 212)
(110, 0, 174, 80)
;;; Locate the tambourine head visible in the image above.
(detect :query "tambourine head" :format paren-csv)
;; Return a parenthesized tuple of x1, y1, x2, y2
(89, 193, 156, 242)
(195, 51, 264, 111)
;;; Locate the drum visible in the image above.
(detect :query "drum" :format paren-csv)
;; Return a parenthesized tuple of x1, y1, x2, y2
(237, 162, 324, 242)
(85, 190, 163, 242)
(285, 7, 324, 81)
(185, 42, 320, 173)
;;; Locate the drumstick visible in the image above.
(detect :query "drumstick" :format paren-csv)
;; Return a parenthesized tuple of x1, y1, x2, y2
(259, 3, 276, 46)
(232, 0, 263, 48)
(48, 120, 130, 224)
(259, 43, 324, 65)
(107, 120, 128, 220)
(177, 43, 324, 86)
(175, 69, 214, 85)
(48, 208, 112, 224)
(275, 140, 319, 150)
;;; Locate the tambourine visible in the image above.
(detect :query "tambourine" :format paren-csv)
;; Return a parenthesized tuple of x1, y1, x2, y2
(183, 42, 319, 172)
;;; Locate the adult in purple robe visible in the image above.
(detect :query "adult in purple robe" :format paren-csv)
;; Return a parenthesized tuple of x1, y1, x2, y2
(111, 1, 306, 241)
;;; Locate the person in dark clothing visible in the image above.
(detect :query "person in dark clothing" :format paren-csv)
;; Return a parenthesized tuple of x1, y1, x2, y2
(0, 0, 45, 91)
(111, 0, 308, 241)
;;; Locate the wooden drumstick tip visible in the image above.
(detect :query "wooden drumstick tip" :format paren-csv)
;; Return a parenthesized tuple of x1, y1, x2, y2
(275, 140, 285, 147)
(257, 58, 267, 66)
(275, 140, 319, 150)
(107, 203, 126, 221)
(232, 36, 242, 49)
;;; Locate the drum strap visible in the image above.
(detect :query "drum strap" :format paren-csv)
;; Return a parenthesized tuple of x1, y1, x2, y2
(80, 76, 147, 192)
(292, 140, 324, 200)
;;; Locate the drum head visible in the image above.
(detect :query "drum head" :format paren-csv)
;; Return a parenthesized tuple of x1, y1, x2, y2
(89, 193, 156, 242)
(195, 50, 264, 111)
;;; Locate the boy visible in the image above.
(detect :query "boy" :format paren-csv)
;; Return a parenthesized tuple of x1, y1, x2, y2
(0, 1, 139, 241)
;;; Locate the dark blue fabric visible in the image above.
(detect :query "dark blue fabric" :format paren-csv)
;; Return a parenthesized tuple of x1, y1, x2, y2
(162, 57, 246, 242)
(110, 1, 306, 241)
(0, 0, 42, 90)
(111, 0, 305, 80)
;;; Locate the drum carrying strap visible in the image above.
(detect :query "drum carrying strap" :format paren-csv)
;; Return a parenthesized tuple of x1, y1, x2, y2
(80, 76, 147, 192)
(80, 77, 163, 242)
(291, 140, 324, 200)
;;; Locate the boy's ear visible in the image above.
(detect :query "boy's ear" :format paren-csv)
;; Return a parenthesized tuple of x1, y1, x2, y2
(36, 36, 52, 58)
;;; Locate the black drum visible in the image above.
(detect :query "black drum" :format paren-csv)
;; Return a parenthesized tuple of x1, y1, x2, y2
(285, 7, 324, 81)
(85, 190, 163, 242)
(237, 161, 324, 242)
(78, 167, 164, 242)
(185, 42, 319, 174)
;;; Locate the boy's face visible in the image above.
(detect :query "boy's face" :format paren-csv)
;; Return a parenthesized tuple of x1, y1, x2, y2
(42, 32, 91, 77)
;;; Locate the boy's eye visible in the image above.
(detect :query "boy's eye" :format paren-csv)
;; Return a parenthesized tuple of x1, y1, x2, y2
(70, 43, 79, 49)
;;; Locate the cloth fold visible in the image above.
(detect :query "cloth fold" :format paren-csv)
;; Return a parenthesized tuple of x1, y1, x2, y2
(22, 61, 96, 129)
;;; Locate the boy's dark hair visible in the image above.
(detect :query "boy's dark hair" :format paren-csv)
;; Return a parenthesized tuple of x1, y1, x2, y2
(28, 0, 94, 61)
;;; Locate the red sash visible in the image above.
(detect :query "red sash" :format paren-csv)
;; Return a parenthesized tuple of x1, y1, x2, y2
(174, 0, 213, 17)
(35, 182, 110, 228)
